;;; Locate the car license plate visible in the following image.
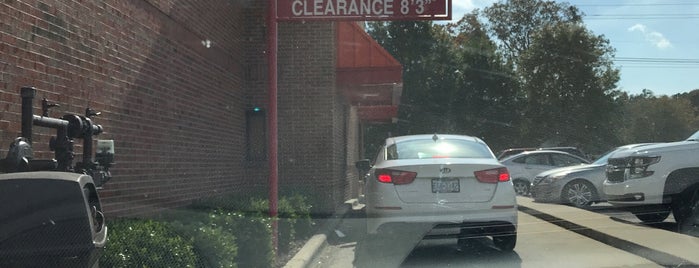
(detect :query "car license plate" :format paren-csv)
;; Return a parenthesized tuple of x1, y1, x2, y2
(432, 178, 460, 193)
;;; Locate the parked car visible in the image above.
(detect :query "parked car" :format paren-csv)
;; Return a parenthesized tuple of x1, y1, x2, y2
(605, 130, 699, 230)
(541, 147, 588, 160)
(530, 144, 655, 208)
(496, 148, 537, 160)
(355, 134, 518, 259)
(496, 146, 587, 160)
(500, 150, 590, 195)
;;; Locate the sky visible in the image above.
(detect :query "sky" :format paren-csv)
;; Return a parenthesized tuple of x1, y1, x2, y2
(449, 0, 699, 96)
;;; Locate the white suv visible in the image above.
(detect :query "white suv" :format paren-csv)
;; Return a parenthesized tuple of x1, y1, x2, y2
(356, 134, 518, 260)
(604, 131, 699, 234)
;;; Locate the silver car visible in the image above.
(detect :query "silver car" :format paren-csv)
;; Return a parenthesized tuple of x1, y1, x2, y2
(500, 150, 590, 196)
(531, 144, 655, 208)
(358, 134, 518, 254)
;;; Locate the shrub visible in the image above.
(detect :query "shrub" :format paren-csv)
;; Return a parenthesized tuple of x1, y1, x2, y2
(249, 198, 296, 254)
(186, 195, 276, 267)
(208, 210, 274, 268)
(100, 218, 198, 268)
(284, 193, 314, 238)
(169, 220, 238, 268)
(190, 191, 265, 212)
(249, 195, 314, 253)
(185, 192, 314, 266)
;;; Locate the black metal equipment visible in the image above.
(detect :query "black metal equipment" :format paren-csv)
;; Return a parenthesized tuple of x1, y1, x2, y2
(0, 86, 114, 187)
(0, 87, 114, 268)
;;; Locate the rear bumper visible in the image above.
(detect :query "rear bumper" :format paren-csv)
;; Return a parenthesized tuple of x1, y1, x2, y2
(424, 221, 516, 239)
(366, 206, 518, 235)
(369, 220, 516, 240)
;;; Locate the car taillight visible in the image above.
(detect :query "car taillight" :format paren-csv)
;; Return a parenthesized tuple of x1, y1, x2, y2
(375, 169, 417, 185)
(474, 167, 510, 183)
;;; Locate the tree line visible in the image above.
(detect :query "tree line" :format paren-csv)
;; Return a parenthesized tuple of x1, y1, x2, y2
(363, 0, 699, 157)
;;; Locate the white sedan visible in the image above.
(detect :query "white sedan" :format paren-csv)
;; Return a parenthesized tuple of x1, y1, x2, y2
(356, 134, 518, 260)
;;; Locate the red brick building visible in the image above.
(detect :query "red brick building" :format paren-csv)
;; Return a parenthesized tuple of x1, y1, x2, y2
(0, 0, 401, 215)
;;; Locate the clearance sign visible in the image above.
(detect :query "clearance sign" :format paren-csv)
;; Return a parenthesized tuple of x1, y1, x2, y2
(277, 0, 452, 21)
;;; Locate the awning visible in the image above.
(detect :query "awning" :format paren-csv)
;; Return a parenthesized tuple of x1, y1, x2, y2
(336, 22, 403, 123)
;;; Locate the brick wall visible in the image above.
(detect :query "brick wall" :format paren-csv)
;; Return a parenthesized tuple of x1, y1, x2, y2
(277, 21, 345, 213)
(242, 1, 349, 213)
(1, 0, 356, 216)
(0, 0, 247, 216)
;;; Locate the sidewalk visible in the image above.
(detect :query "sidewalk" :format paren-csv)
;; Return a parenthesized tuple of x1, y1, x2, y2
(517, 196, 699, 266)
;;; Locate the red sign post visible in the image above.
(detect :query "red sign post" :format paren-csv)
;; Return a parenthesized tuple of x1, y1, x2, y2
(277, 0, 451, 21)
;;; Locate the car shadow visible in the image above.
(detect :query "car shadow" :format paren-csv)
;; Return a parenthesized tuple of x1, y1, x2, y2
(337, 209, 522, 267)
(524, 199, 680, 233)
(401, 238, 523, 267)
(609, 216, 678, 232)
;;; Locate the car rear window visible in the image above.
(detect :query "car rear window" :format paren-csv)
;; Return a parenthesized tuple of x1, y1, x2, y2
(386, 139, 493, 160)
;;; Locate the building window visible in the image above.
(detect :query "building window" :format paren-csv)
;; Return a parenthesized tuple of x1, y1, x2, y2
(246, 108, 266, 162)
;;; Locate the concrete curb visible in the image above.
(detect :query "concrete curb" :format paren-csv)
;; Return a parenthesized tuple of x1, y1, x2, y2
(283, 233, 328, 268)
(284, 200, 355, 268)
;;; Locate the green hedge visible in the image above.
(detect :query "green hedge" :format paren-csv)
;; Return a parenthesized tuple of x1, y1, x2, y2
(207, 210, 274, 268)
(248, 194, 313, 253)
(170, 220, 238, 268)
(191, 193, 314, 253)
(100, 193, 313, 268)
(100, 218, 199, 268)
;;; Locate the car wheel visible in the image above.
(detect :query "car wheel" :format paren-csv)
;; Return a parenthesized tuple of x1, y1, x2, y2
(632, 210, 670, 223)
(674, 186, 699, 236)
(561, 180, 597, 208)
(513, 180, 530, 196)
(492, 233, 517, 252)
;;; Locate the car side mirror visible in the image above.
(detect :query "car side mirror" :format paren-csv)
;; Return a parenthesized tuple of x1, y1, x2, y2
(355, 159, 371, 178)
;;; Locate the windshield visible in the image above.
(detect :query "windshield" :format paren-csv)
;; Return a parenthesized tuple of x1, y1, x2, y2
(591, 148, 619, 165)
(686, 130, 699, 141)
(387, 139, 493, 160)
(2, 0, 699, 267)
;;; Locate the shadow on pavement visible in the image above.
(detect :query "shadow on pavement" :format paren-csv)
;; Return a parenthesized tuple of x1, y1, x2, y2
(334, 209, 522, 267)
(402, 238, 522, 267)
(528, 199, 680, 234)
(609, 216, 678, 232)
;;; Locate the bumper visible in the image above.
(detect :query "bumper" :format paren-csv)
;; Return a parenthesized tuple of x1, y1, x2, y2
(425, 221, 516, 239)
(371, 220, 517, 241)
(366, 206, 518, 235)
(530, 183, 561, 203)
(603, 178, 665, 206)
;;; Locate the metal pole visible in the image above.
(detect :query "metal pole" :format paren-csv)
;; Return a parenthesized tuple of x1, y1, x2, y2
(20, 86, 36, 143)
(267, 0, 279, 255)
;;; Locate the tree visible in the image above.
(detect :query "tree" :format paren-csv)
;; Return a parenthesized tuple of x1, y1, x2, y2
(518, 22, 621, 153)
(483, 0, 582, 64)
(619, 91, 699, 143)
(364, 1, 624, 154)
(368, 21, 464, 135)
(673, 89, 699, 115)
(366, 17, 520, 149)
(447, 12, 522, 149)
